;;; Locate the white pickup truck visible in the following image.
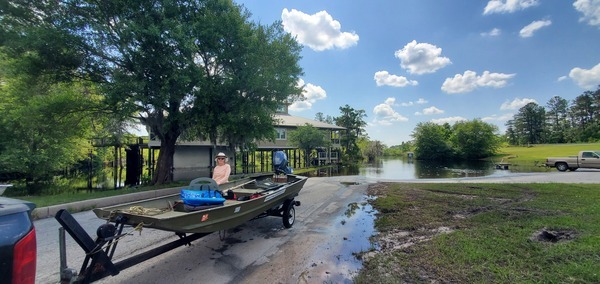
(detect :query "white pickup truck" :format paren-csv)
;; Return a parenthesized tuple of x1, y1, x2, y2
(545, 150, 600, 171)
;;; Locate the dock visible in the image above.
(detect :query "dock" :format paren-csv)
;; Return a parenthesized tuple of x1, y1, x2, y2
(495, 163, 511, 170)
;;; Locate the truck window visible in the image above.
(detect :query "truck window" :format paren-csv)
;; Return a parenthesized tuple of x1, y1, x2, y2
(582, 152, 596, 158)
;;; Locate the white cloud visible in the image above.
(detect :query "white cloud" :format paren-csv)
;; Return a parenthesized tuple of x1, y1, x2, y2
(519, 19, 552, 38)
(415, 106, 444, 116)
(431, 116, 467, 125)
(394, 40, 451, 75)
(481, 28, 502, 37)
(374, 71, 418, 87)
(482, 113, 515, 122)
(288, 100, 312, 111)
(441, 70, 516, 94)
(500, 98, 537, 110)
(281, 9, 359, 51)
(483, 0, 539, 15)
(399, 98, 428, 107)
(289, 79, 327, 111)
(372, 103, 408, 126)
(569, 62, 600, 89)
(573, 0, 600, 27)
(384, 97, 397, 106)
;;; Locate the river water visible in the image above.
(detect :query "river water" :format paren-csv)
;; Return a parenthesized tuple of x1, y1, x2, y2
(304, 158, 551, 179)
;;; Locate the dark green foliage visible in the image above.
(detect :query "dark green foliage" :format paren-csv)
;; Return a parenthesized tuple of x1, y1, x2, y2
(450, 119, 500, 159)
(335, 105, 367, 163)
(412, 120, 500, 160)
(505, 86, 600, 145)
(1, 0, 304, 185)
(288, 124, 330, 165)
(412, 122, 453, 160)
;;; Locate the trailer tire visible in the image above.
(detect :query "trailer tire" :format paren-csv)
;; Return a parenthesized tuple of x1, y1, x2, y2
(282, 201, 296, 228)
(556, 162, 568, 172)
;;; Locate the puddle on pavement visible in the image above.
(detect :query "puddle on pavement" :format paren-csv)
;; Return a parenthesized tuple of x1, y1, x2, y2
(309, 196, 378, 283)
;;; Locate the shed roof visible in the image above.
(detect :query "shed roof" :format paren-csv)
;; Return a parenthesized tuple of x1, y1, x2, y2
(274, 114, 345, 130)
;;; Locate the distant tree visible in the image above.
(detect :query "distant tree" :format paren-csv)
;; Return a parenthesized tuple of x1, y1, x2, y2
(335, 105, 367, 163)
(411, 122, 452, 160)
(384, 142, 412, 156)
(545, 96, 570, 143)
(503, 86, 600, 144)
(512, 102, 546, 144)
(315, 112, 334, 124)
(315, 112, 325, 122)
(569, 90, 600, 142)
(362, 140, 385, 162)
(288, 124, 329, 165)
(504, 123, 518, 145)
(450, 119, 500, 159)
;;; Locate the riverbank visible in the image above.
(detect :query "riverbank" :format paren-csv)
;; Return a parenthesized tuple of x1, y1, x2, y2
(355, 181, 600, 283)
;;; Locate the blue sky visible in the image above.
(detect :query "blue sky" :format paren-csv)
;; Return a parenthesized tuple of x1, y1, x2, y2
(234, 0, 600, 146)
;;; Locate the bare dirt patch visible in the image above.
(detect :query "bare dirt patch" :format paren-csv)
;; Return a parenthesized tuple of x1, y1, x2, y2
(531, 228, 577, 243)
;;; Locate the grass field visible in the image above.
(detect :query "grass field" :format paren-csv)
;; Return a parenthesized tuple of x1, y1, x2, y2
(355, 183, 600, 283)
(495, 143, 600, 164)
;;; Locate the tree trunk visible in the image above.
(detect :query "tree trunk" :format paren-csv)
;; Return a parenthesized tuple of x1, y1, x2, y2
(152, 136, 177, 185)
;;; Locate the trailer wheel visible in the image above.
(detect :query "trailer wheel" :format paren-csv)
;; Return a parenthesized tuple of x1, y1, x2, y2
(556, 162, 568, 172)
(282, 201, 296, 228)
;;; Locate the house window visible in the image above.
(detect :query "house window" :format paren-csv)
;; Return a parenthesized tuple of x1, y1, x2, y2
(276, 128, 287, 140)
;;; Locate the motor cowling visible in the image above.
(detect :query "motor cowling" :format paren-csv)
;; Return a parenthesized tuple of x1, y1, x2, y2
(273, 151, 292, 174)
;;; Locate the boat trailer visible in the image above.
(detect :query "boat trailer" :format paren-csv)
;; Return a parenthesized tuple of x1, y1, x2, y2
(55, 209, 210, 283)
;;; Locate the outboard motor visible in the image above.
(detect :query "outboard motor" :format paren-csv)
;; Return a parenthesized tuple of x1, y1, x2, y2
(273, 150, 292, 174)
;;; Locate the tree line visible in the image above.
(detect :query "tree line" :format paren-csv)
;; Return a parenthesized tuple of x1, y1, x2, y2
(506, 86, 600, 145)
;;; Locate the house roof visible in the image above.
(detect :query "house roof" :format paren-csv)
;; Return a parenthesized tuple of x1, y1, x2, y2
(274, 114, 345, 130)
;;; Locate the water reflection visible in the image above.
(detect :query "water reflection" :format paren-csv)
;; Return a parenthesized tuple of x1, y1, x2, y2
(301, 158, 550, 179)
(360, 159, 496, 179)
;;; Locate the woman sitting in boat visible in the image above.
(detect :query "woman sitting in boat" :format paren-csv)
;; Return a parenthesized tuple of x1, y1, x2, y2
(212, 152, 231, 185)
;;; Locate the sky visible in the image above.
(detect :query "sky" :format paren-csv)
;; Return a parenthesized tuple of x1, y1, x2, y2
(233, 0, 600, 146)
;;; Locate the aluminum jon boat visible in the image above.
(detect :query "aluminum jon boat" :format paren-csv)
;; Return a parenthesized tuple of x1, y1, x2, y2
(92, 173, 308, 234)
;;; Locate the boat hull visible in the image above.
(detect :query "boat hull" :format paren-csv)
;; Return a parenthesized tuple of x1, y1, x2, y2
(93, 174, 308, 233)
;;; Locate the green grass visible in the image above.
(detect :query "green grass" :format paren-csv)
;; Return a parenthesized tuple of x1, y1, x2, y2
(494, 143, 600, 164)
(20, 181, 188, 208)
(356, 183, 600, 283)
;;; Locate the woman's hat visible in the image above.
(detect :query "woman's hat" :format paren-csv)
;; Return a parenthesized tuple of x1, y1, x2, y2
(215, 152, 228, 162)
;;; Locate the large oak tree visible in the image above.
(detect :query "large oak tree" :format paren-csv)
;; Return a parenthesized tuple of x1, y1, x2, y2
(2, 0, 303, 184)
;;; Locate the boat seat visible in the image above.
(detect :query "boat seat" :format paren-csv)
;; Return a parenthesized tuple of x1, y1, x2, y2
(234, 188, 262, 195)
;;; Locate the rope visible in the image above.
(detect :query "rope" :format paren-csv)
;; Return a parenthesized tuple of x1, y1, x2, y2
(125, 205, 167, 216)
(86, 222, 149, 256)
